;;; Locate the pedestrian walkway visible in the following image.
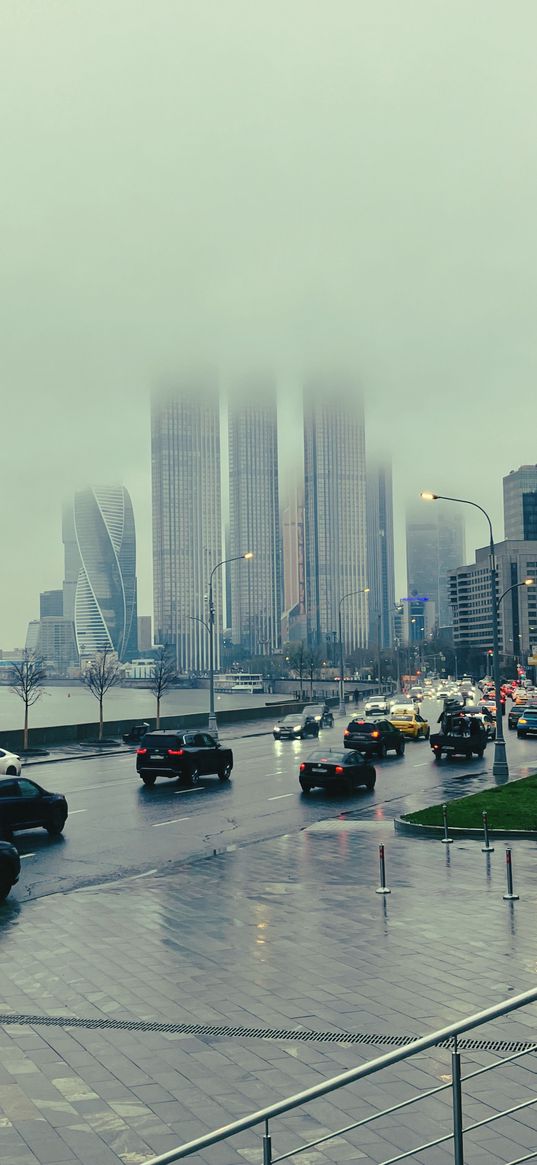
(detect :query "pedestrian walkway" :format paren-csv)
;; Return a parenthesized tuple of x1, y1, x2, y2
(1, 813, 537, 1163)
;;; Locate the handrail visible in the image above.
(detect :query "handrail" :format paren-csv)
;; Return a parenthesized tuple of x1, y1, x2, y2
(142, 985, 537, 1164)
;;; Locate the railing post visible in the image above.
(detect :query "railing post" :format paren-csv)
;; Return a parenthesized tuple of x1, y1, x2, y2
(451, 1037, 464, 1165)
(262, 1118, 272, 1164)
(441, 803, 453, 845)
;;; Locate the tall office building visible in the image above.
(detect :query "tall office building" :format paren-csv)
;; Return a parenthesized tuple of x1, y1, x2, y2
(504, 465, 537, 541)
(281, 485, 306, 642)
(152, 382, 222, 672)
(40, 590, 63, 618)
(303, 382, 368, 651)
(228, 384, 281, 653)
(406, 505, 465, 632)
(63, 486, 138, 661)
(367, 462, 396, 648)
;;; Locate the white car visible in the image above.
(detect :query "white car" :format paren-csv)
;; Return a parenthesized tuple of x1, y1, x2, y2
(0, 749, 21, 776)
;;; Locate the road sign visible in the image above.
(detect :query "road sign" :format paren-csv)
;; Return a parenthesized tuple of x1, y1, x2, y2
(527, 656, 537, 666)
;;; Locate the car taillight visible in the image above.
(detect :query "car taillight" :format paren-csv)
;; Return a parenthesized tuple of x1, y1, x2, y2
(335, 765, 344, 774)
(299, 763, 305, 772)
(344, 729, 350, 736)
(167, 748, 184, 756)
(137, 747, 147, 755)
(371, 731, 380, 738)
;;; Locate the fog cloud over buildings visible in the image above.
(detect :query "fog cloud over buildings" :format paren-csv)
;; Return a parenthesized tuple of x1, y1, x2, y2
(1, 1, 537, 642)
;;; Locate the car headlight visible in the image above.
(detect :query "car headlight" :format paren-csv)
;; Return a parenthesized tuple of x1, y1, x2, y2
(294, 725, 302, 731)
(274, 726, 280, 732)
(519, 718, 527, 724)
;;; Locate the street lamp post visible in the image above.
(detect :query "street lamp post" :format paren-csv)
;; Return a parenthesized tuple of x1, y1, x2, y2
(208, 552, 253, 737)
(420, 493, 533, 780)
(338, 587, 369, 717)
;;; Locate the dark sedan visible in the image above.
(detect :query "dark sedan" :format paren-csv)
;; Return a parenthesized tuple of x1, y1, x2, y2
(299, 750, 376, 793)
(0, 777, 68, 840)
(273, 714, 319, 741)
(0, 840, 21, 901)
(517, 709, 537, 738)
(344, 718, 405, 758)
(137, 730, 233, 786)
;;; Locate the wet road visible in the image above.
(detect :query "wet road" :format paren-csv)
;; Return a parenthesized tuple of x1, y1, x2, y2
(9, 699, 537, 902)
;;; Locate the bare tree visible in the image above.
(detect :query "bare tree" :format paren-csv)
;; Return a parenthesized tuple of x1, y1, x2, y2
(146, 646, 178, 728)
(9, 652, 47, 750)
(286, 641, 307, 697)
(81, 648, 123, 740)
(304, 646, 323, 697)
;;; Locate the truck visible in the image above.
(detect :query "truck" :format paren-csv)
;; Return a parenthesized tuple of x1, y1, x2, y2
(429, 712, 487, 762)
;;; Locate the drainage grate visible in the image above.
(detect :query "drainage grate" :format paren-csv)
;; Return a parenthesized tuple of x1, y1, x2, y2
(0, 1011, 536, 1056)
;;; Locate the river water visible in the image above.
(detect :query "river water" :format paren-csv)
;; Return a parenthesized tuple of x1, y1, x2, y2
(0, 684, 288, 732)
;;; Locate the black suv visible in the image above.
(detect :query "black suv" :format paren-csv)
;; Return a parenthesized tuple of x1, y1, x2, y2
(0, 840, 20, 901)
(344, 718, 405, 758)
(273, 714, 320, 740)
(0, 777, 68, 839)
(136, 730, 233, 786)
(302, 704, 334, 728)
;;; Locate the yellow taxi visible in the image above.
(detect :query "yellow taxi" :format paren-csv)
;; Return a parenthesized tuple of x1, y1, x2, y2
(388, 707, 430, 740)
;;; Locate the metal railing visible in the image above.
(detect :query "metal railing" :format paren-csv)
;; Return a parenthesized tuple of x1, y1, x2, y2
(142, 986, 537, 1165)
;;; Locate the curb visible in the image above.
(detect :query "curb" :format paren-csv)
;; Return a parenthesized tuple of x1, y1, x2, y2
(394, 816, 537, 842)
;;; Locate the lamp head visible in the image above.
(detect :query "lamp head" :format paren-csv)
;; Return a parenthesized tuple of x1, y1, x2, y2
(243, 551, 254, 560)
(524, 577, 535, 586)
(364, 587, 370, 594)
(420, 491, 437, 501)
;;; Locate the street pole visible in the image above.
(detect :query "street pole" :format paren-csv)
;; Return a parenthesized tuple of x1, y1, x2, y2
(207, 552, 254, 739)
(377, 611, 382, 691)
(338, 586, 369, 717)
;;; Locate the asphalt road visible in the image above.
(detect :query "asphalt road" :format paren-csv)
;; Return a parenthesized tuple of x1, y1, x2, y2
(8, 699, 537, 903)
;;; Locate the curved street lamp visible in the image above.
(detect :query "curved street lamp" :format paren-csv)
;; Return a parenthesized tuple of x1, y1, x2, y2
(208, 552, 254, 737)
(338, 587, 369, 717)
(421, 492, 515, 779)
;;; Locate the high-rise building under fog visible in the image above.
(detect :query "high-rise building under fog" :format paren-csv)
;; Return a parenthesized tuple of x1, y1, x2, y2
(406, 505, 465, 631)
(228, 384, 281, 653)
(303, 382, 368, 650)
(151, 382, 222, 672)
(504, 465, 537, 541)
(367, 462, 395, 648)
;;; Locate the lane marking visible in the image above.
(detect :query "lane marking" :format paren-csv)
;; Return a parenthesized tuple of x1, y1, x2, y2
(268, 793, 295, 801)
(68, 809, 88, 814)
(174, 787, 206, 794)
(152, 817, 190, 828)
(126, 869, 158, 879)
(19, 853, 36, 860)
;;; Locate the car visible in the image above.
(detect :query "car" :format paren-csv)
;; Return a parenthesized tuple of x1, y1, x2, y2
(302, 704, 334, 728)
(0, 777, 68, 839)
(508, 702, 528, 730)
(273, 714, 319, 740)
(299, 749, 376, 794)
(122, 722, 150, 745)
(364, 698, 390, 716)
(517, 709, 537, 738)
(388, 709, 430, 740)
(344, 718, 405, 758)
(0, 748, 22, 777)
(0, 840, 20, 901)
(463, 705, 496, 739)
(136, 730, 233, 785)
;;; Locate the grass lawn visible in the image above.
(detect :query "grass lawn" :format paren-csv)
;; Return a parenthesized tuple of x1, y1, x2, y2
(403, 773, 537, 831)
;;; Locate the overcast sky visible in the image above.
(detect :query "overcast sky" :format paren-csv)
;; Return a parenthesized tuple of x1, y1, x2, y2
(2, 1, 537, 646)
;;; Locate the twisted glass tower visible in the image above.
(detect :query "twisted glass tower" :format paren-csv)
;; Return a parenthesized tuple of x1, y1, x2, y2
(63, 486, 138, 660)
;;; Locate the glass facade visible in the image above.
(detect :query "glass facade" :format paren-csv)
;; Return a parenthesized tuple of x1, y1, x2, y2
(504, 466, 537, 540)
(63, 486, 138, 661)
(367, 462, 395, 648)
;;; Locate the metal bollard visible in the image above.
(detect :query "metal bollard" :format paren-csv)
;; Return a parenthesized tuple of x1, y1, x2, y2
(482, 810, 494, 853)
(503, 848, 519, 901)
(262, 1119, 272, 1164)
(441, 803, 453, 845)
(376, 843, 391, 894)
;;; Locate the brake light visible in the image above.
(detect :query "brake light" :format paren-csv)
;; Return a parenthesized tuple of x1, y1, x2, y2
(335, 765, 344, 774)
(371, 731, 380, 739)
(137, 747, 147, 755)
(344, 729, 350, 736)
(167, 748, 184, 756)
(299, 763, 305, 772)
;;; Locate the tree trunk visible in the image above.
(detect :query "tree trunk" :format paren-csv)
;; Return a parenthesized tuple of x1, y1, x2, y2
(99, 696, 104, 740)
(24, 701, 29, 751)
(156, 695, 161, 729)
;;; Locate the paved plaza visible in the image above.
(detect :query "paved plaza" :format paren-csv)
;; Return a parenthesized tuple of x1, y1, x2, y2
(1, 811, 537, 1164)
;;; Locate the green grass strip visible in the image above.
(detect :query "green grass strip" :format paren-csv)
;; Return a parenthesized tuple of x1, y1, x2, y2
(403, 773, 537, 831)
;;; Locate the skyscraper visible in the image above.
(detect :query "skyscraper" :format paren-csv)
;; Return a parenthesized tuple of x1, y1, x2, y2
(63, 486, 138, 660)
(228, 384, 281, 653)
(406, 505, 465, 632)
(367, 462, 396, 648)
(40, 590, 63, 618)
(152, 382, 222, 672)
(504, 465, 537, 541)
(304, 382, 368, 651)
